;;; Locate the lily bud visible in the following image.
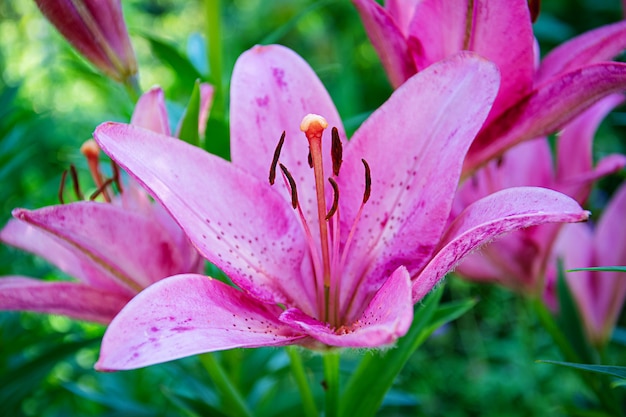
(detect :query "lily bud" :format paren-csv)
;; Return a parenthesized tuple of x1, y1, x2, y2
(34, 0, 138, 85)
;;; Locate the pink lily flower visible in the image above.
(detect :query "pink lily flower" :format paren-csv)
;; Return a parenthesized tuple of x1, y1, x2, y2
(93, 45, 588, 371)
(34, 0, 138, 84)
(352, 0, 626, 175)
(549, 182, 626, 346)
(452, 94, 626, 294)
(0, 85, 213, 323)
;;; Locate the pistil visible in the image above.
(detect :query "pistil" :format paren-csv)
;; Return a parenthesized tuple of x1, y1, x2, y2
(300, 114, 333, 321)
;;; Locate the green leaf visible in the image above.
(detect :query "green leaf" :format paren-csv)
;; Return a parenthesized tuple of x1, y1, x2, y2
(140, 32, 204, 91)
(161, 386, 231, 417)
(340, 284, 473, 417)
(556, 260, 595, 363)
(0, 335, 100, 416)
(569, 266, 626, 273)
(178, 80, 201, 147)
(538, 360, 626, 383)
(203, 114, 230, 160)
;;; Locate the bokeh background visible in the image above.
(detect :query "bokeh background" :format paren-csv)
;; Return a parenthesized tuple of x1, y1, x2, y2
(1, 1, 625, 416)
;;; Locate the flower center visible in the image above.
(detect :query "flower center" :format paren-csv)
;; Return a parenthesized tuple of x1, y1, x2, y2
(269, 114, 371, 326)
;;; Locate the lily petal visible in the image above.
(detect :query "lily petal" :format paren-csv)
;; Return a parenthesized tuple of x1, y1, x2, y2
(351, 0, 417, 88)
(13, 202, 185, 292)
(412, 187, 589, 302)
(466, 62, 626, 175)
(338, 52, 499, 319)
(408, 0, 534, 121)
(94, 123, 309, 307)
(280, 266, 412, 347)
(230, 44, 344, 222)
(0, 216, 133, 296)
(130, 86, 171, 136)
(593, 183, 626, 340)
(555, 93, 625, 201)
(0, 276, 128, 323)
(536, 20, 626, 83)
(95, 274, 305, 371)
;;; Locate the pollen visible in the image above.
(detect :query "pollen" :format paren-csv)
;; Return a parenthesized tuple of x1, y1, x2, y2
(300, 114, 328, 141)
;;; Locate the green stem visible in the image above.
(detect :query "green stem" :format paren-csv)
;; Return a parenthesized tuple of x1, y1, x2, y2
(323, 350, 340, 417)
(531, 298, 581, 363)
(286, 347, 319, 417)
(205, 0, 224, 118)
(198, 353, 254, 417)
(123, 73, 142, 103)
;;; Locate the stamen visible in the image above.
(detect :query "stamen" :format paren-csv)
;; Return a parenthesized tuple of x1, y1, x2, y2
(279, 163, 299, 209)
(111, 161, 123, 193)
(331, 127, 343, 176)
(307, 151, 313, 168)
(269, 131, 286, 185)
(528, 0, 540, 22)
(325, 177, 339, 220)
(362, 158, 371, 204)
(81, 139, 111, 202)
(90, 177, 115, 201)
(58, 170, 68, 204)
(69, 164, 84, 200)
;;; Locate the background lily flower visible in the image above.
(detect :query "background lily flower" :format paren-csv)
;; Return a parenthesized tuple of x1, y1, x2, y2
(93, 45, 588, 371)
(548, 182, 626, 347)
(0, 85, 212, 323)
(452, 94, 626, 295)
(352, 0, 626, 175)
(34, 0, 138, 85)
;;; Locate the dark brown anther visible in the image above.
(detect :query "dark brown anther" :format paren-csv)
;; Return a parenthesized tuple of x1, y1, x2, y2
(307, 149, 313, 168)
(58, 169, 68, 204)
(331, 127, 343, 176)
(269, 131, 286, 185)
(111, 161, 124, 193)
(361, 158, 371, 204)
(69, 164, 84, 200)
(90, 177, 115, 201)
(528, 0, 540, 23)
(279, 163, 299, 209)
(325, 177, 339, 220)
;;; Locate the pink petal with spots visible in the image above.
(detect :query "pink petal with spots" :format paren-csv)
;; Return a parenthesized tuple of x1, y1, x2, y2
(412, 187, 588, 302)
(230, 44, 344, 228)
(408, 0, 534, 122)
(0, 276, 128, 323)
(466, 62, 626, 175)
(1, 218, 132, 296)
(280, 266, 412, 347)
(95, 274, 305, 371)
(94, 123, 312, 311)
(13, 202, 186, 292)
(337, 52, 499, 321)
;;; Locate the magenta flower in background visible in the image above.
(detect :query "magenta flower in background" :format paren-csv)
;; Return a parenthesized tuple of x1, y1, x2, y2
(353, 0, 626, 175)
(92, 45, 589, 371)
(452, 94, 626, 295)
(549, 183, 626, 347)
(0, 86, 213, 323)
(34, 0, 138, 85)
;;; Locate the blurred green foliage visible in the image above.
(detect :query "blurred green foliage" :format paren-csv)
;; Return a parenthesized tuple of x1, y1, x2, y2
(0, 1, 625, 416)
